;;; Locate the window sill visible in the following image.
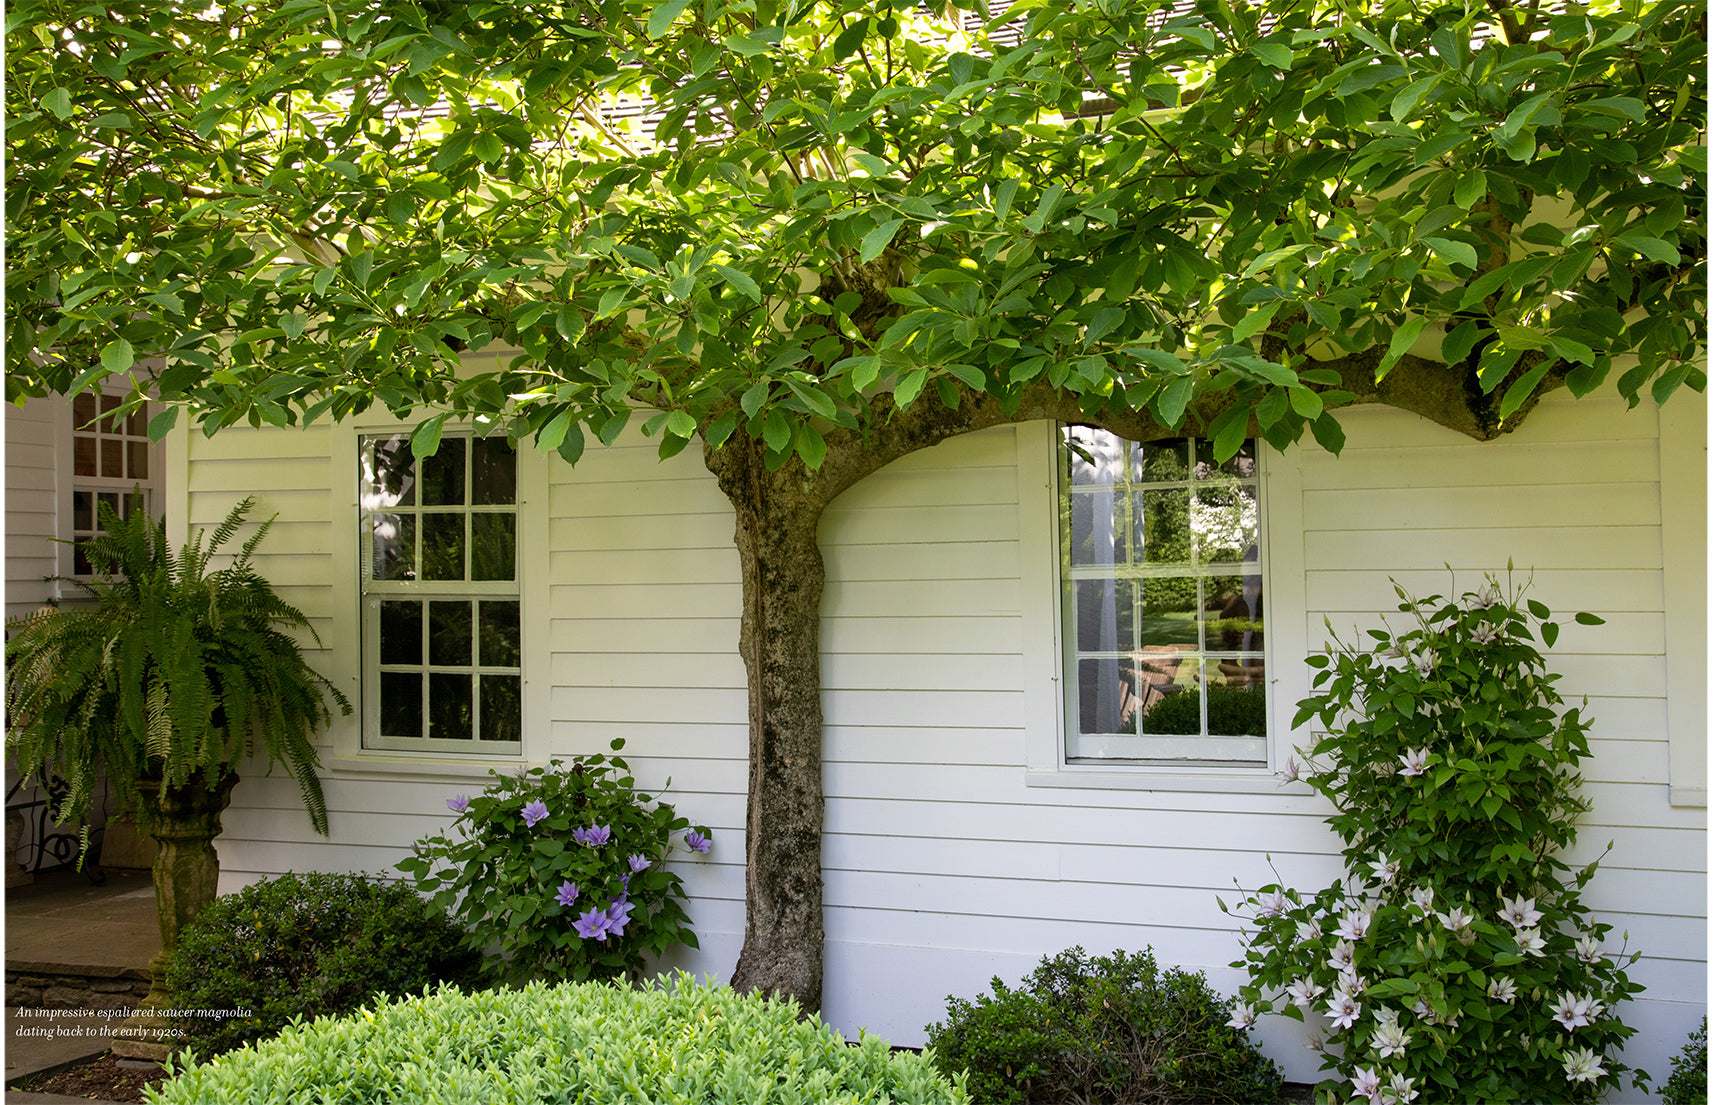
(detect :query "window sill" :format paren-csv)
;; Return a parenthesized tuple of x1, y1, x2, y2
(1025, 768, 1311, 796)
(325, 752, 530, 781)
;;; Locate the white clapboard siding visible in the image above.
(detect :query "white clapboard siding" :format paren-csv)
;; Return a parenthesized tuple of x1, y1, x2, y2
(6, 398, 61, 619)
(174, 394, 1701, 1093)
(1283, 395, 1703, 1089)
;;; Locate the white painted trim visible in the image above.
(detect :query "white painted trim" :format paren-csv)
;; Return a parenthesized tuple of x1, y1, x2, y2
(1017, 421, 1062, 774)
(164, 415, 189, 557)
(1024, 768, 1321, 797)
(1657, 387, 1706, 807)
(1262, 435, 1308, 765)
(323, 413, 550, 775)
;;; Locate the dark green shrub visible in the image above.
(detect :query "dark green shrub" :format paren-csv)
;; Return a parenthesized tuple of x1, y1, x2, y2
(1659, 1019, 1706, 1104)
(148, 973, 969, 1104)
(1140, 684, 1267, 737)
(923, 946, 1281, 1104)
(165, 870, 479, 1058)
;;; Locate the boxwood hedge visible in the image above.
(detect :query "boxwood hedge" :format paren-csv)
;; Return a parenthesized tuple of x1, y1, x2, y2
(147, 973, 968, 1104)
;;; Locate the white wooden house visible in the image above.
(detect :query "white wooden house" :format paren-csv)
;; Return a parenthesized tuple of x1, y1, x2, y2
(5, 377, 1706, 1088)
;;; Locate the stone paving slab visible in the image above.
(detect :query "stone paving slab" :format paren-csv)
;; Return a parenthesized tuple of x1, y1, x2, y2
(6, 869, 158, 974)
(4, 1009, 113, 1085)
(6, 867, 157, 1104)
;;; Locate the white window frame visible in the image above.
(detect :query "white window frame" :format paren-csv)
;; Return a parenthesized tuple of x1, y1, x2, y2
(1058, 428, 1269, 766)
(358, 431, 524, 755)
(322, 412, 550, 771)
(1018, 420, 1308, 793)
(56, 393, 165, 585)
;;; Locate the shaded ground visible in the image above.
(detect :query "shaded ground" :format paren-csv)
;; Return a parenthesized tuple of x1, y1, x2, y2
(14, 1052, 169, 1104)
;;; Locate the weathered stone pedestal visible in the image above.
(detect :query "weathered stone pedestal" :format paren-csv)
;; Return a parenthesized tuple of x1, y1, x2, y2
(110, 772, 237, 1063)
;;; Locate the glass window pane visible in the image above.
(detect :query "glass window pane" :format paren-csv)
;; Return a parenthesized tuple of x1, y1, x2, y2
(1065, 428, 1138, 487)
(472, 438, 516, 505)
(371, 514, 416, 581)
(379, 601, 422, 665)
(100, 394, 121, 434)
(74, 547, 92, 575)
(1203, 572, 1265, 653)
(1137, 656, 1207, 735)
(471, 515, 515, 581)
(422, 514, 465, 580)
(1075, 657, 1133, 736)
(429, 601, 472, 667)
(1195, 481, 1258, 563)
(73, 436, 96, 477)
(97, 493, 120, 528)
(1203, 658, 1268, 737)
(1068, 489, 1134, 565)
(1141, 490, 1192, 565)
(1072, 578, 1133, 654)
(127, 408, 147, 436)
(380, 672, 423, 738)
(480, 675, 521, 742)
(367, 437, 417, 508)
(429, 673, 473, 740)
(73, 491, 92, 532)
(127, 441, 150, 480)
(422, 438, 466, 506)
(1138, 439, 1193, 483)
(73, 392, 96, 427)
(101, 439, 123, 478)
(1140, 579, 1199, 648)
(478, 601, 520, 667)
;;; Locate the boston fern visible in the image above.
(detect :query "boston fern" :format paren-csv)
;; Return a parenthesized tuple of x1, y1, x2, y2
(5, 495, 348, 843)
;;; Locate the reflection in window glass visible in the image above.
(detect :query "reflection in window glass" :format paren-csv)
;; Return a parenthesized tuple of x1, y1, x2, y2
(380, 601, 422, 665)
(1061, 429, 1267, 764)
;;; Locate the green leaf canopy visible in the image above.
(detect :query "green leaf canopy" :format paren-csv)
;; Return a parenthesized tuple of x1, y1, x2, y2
(4, 0, 1706, 465)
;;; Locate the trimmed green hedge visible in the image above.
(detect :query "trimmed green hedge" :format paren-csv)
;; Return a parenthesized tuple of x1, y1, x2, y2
(147, 974, 969, 1104)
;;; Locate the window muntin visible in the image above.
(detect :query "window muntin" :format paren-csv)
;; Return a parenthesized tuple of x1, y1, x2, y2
(1059, 428, 1267, 766)
(361, 434, 521, 753)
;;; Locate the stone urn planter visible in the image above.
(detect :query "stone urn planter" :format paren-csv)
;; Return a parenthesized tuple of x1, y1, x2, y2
(111, 773, 239, 1061)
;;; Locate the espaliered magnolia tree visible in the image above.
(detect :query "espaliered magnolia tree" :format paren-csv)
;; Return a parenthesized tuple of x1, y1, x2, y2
(5, 0, 1705, 1014)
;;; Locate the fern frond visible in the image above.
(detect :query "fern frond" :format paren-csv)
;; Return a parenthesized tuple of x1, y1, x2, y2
(4, 497, 348, 838)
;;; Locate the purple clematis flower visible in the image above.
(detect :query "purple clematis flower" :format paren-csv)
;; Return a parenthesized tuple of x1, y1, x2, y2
(684, 830, 711, 855)
(574, 824, 611, 847)
(572, 907, 609, 940)
(447, 795, 469, 813)
(628, 853, 652, 873)
(603, 894, 633, 936)
(522, 799, 549, 827)
(555, 881, 581, 907)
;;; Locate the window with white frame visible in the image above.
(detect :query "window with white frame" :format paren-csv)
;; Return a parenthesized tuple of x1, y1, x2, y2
(360, 433, 521, 753)
(1059, 427, 1268, 765)
(68, 392, 157, 575)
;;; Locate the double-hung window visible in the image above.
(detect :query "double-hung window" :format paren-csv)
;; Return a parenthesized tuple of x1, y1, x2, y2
(1059, 427, 1268, 766)
(360, 433, 521, 753)
(68, 392, 157, 576)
